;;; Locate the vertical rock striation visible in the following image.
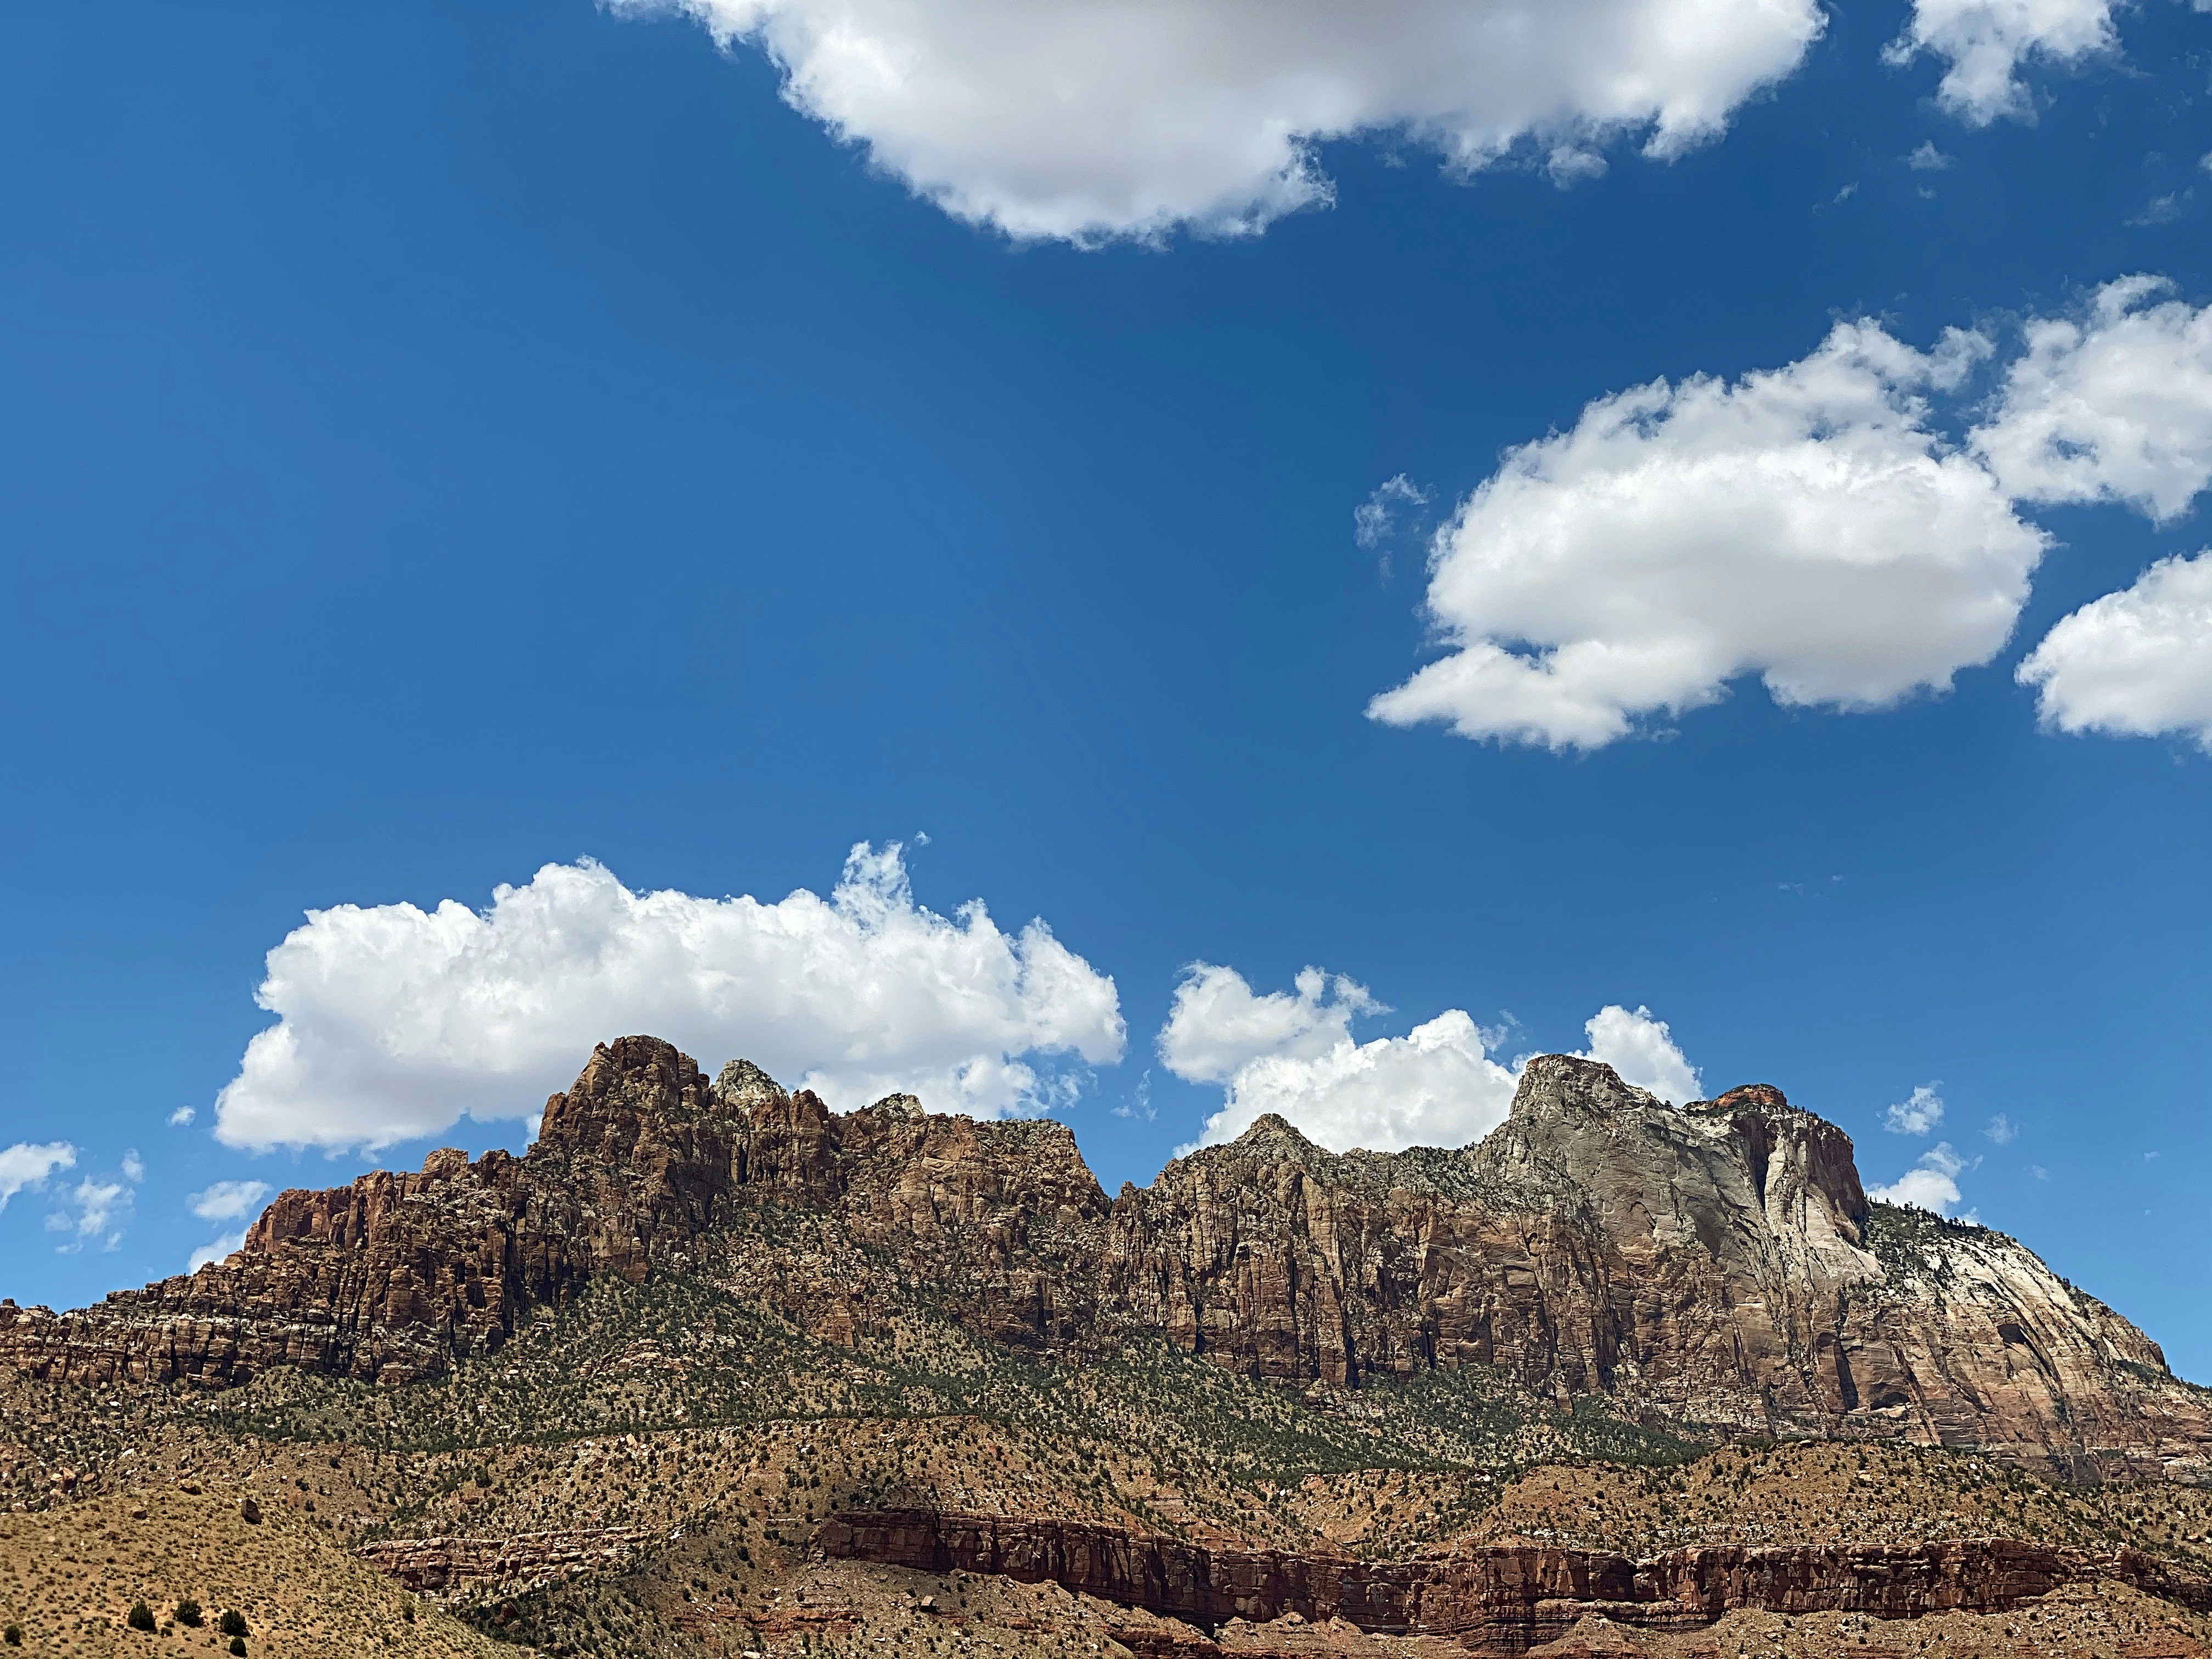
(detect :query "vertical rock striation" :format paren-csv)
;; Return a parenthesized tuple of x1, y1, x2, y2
(3, 1038, 2205, 1482)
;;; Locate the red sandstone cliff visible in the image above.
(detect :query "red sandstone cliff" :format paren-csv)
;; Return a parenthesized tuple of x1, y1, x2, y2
(1105, 1060, 2209, 1480)
(3, 1037, 2206, 1482)
(815, 1508, 2212, 1652)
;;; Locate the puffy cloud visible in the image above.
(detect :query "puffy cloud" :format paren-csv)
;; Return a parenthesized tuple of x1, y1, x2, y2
(1368, 322, 2045, 749)
(1576, 1005, 1700, 1103)
(46, 1177, 131, 1252)
(189, 1180, 271, 1223)
(120, 1150, 144, 1183)
(167, 1105, 195, 1127)
(1905, 141, 1953, 170)
(1183, 1006, 1519, 1154)
(1156, 963, 1381, 1083)
(1984, 1113, 2018, 1144)
(2016, 552, 2212, 750)
(1972, 278, 2212, 523)
(1869, 1141, 1971, 1215)
(1163, 966, 1696, 1154)
(632, 0, 1825, 243)
(1883, 0, 2119, 126)
(1371, 278, 2212, 752)
(213, 842, 1125, 1153)
(0, 1142, 75, 1209)
(1883, 1082, 1946, 1135)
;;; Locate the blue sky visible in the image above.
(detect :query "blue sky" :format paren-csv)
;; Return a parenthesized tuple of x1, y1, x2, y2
(2, 1, 2207, 1378)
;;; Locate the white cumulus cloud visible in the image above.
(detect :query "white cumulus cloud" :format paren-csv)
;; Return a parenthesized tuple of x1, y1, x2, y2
(167, 1105, 195, 1127)
(1371, 278, 2212, 752)
(1576, 1004, 1701, 1103)
(630, 0, 1825, 243)
(1180, 1005, 1519, 1154)
(1883, 1082, 1946, 1135)
(212, 842, 1126, 1153)
(1884, 0, 2120, 126)
(1368, 321, 2045, 749)
(1156, 963, 1381, 1084)
(1972, 278, 2212, 523)
(2016, 551, 2212, 751)
(1869, 1141, 1971, 1215)
(1161, 965, 1698, 1153)
(189, 1180, 272, 1223)
(0, 1142, 76, 1209)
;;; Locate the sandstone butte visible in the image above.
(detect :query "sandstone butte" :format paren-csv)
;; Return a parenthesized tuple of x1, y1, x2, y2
(5, 1035, 2208, 1491)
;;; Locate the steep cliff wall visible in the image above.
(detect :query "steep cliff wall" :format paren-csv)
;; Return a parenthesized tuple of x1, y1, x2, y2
(1099, 1057, 2208, 1480)
(4, 1037, 2206, 1482)
(816, 1508, 2212, 1652)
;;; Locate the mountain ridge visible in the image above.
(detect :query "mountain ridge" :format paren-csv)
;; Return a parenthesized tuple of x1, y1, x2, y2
(5, 1035, 2204, 1487)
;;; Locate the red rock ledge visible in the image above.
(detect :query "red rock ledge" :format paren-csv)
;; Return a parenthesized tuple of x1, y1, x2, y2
(815, 1509, 2212, 1654)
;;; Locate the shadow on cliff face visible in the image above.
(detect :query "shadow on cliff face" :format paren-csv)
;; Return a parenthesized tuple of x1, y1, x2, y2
(5, 1036, 2210, 1495)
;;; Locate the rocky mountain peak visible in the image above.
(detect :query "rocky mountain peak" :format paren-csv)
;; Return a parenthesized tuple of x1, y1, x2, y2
(1224, 1111, 1328, 1160)
(713, 1057, 789, 1114)
(536, 1034, 716, 1157)
(417, 1146, 472, 1182)
(1709, 1081, 1792, 1113)
(1505, 1053, 1657, 1123)
(4, 1034, 2206, 1486)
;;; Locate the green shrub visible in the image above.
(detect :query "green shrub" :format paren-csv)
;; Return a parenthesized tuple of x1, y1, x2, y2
(175, 1599, 204, 1629)
(3, 1626, 21, 1647)
(128, 1602, 156, 1632)
(219, 1609, 249, 1638)
(228, 1639, 247, 1657)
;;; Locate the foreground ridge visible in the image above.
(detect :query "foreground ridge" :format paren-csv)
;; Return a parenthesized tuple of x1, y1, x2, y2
(3, 1035, 2208, 1482)
(817, 1506, 2212, 1652)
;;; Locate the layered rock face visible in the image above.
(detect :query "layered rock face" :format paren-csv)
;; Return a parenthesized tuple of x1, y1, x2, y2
(4, 1037, 2206, 1482)
(816, 1508, 2212, 1652)
(1104, 1060, 2209, 1481)
(357, 1527, 650, 1594)
(1102, 1066, 1883, 1406)
(0, 1037, 1107, 1389)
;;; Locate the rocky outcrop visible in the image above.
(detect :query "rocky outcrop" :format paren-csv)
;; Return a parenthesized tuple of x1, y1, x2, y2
(4, 1037, 2207, 1482)
(816, 1509, 2212, 1653)
(1105, 1060, 2211, 1481)
(1, 1041, 726, 1387)
(357, 1527, 651, 1594)
(1100, 1066, 1883, 1406)
(0, 1037, 1107, 1390)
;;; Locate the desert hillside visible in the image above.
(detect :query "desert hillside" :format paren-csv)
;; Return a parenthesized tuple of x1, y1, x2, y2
(4, 1039, 2209, 1657)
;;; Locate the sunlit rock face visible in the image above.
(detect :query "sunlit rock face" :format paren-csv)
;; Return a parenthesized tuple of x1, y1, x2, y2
(816, 1507, 2212, 1646)
(4, 1038, 2205, 1483)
